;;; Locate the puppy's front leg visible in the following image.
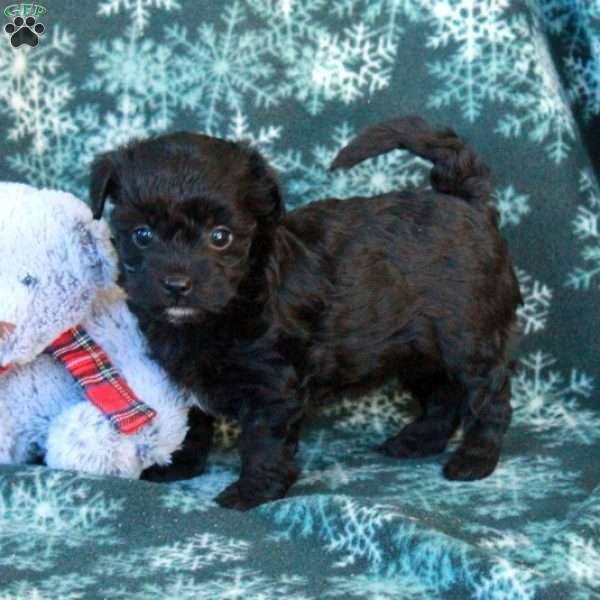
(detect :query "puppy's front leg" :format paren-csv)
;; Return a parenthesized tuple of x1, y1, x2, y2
(215, 365, 303, 511)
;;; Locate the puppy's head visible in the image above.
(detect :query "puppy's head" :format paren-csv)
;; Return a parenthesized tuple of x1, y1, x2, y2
(90, 132, 282, 325)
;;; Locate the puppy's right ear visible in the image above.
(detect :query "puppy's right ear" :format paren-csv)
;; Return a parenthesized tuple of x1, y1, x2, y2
(89, 152, 119, 220)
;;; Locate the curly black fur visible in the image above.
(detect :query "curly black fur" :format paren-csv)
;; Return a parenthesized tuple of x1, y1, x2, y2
(91, 116, 522, 510)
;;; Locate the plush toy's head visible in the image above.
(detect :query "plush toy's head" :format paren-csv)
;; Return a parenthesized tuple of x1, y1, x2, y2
(0, 183, 117, 367)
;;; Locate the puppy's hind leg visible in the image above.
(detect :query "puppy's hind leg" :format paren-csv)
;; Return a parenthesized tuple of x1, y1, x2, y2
(443, 365, 512, 481)
(380, 378, 461, 459)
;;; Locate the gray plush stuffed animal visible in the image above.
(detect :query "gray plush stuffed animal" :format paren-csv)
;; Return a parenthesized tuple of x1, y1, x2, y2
(0, 182, 197, 478)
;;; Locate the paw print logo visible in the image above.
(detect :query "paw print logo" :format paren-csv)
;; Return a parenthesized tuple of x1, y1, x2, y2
(4, 16, 45, 48)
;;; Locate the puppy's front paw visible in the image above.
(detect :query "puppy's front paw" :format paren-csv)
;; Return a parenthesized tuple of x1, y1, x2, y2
(214, 481, 266, 511)
(443, 451, 499, 481)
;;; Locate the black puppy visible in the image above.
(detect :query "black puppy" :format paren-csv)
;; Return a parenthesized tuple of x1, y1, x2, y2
(90, 116, 522, 510)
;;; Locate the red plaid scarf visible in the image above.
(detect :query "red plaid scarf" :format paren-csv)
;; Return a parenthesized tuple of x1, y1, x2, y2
(0, 326, 156, 434)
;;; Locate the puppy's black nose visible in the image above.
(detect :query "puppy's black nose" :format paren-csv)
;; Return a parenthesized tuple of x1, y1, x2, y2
(161, 275, 193, 297)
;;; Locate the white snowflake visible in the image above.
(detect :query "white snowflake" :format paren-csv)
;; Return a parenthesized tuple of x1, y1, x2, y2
(98, 532, 249, 577)
(392, 522, 477, 593)
(472, 559, 536, 600)
(494, 185, 531, 228)
(165, 3, 279, 134)
(248, 0, 398, 115)
(565, 533, 600, 591)
(497, 30, 575, 164)
(332, 0, 426, 42)
(473, 524, 545, 561)
(469, 520, 599, 600)
(80, 30, 180, 158)
(247, 0, 331, 63)
(516, 269, 552, 335)
(425, 0, 516, 121)
(225, 111, 282, 154)
(279, 23, 394, 115)
(424, 0, 575, 162)
(149, 534, 249, 572)
(322, 509, 538, 598)
(512, 351, 599, 446)
(567, 170, 600, 290)
(0, 469, 124, 572)
(98, 0, 181, 34)
(264, 495, 397, 568)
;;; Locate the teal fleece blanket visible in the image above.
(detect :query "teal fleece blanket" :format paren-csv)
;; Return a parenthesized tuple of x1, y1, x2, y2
(1, 1, 599, 598)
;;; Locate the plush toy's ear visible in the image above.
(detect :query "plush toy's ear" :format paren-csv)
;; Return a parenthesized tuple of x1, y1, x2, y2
(90, 152, 119, 220)
(76, 219, 118, 288)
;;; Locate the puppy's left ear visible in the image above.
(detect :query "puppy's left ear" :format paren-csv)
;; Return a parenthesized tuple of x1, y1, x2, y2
(89, 152, 120, 220)
(246, 149, 285, 225)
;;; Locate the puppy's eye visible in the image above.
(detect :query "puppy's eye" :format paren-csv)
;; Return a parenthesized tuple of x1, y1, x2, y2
(209, 226, 233, 250)
(21, 274, 38, 288)
(132, 226, 154, 249)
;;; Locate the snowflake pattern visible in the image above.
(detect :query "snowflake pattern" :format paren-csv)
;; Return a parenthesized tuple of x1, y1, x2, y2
(424, 0, 575, 162)
(165, 4, 279, 134)
(97, 532, 250, 578)
(248, 0, 399, 115)
(264, 495, 397, 568)
(494, 185, 531, 228)
(264, 493, 539, 597)
(512, 351, 598, 446)
(83, 32, 180, 142)
(516, 268, 552, 335)
(0, 469, 123, 572)
(466, 517, 600, 600)
(0, 28, 82, 192)
(279, 23, 394, 116)
(568, 170, 600, 290)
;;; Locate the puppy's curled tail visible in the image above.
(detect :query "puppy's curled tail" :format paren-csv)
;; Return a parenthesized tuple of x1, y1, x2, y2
(330, 115, 491, 208)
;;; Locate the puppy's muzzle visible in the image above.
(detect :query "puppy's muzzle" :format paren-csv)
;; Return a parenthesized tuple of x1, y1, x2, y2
(161, 275, 193, 298)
